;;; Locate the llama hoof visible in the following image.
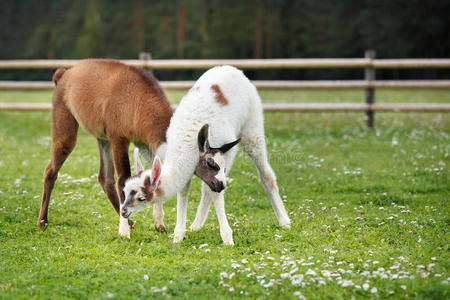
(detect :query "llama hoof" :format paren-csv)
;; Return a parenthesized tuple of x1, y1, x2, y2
(220, 229, 234, 246)
(279, 217, 291, 229)
(118, 225, 131, 239)
(189, 222, 202, 232)
(37, 219, 48, 231)
(173, 236, 183, 243)
(155, 223, 167, 233)
(128, 219, 136, 229)
(282, 223, 291, 229)
(279, 222, 291, 229)
(173, 232, 185, 243)
(119, 216, 131, 238)
(118, 230, 130, 239)
(224, 239, 234, 246)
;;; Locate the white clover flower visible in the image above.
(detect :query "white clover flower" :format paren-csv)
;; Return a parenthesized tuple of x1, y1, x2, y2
(291, 274, 304, 286)
(305, 269, 317, 276)
(340, 280, 354, 287)
(293, 291, 306, 299)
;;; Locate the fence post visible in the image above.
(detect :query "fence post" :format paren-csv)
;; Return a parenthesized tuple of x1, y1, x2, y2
(365, 50, 376, 129)
(139, 52, 152, 74)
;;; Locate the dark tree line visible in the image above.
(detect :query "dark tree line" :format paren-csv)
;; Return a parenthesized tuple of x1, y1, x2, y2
(1, 0, 449, 80)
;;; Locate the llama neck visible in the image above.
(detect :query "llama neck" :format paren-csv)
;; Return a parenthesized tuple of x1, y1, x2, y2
(155, 101, 205, 202)
(157, 144, 198, 202)
(155, 142, 167, 160)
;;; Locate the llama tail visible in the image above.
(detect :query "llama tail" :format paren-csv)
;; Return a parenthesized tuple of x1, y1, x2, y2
(52, 68, 66, 85)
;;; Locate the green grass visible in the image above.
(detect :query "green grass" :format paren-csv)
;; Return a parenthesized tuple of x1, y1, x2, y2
(0, 89, 449, 299)
(1, 88, 450, 104)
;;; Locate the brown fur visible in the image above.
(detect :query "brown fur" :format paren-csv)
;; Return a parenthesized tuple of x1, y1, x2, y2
(211, 84, 228, 105)
(194, 124, 239, 193)
(38, 59, 173, 231)
(195, 153, 220, 185)
(142, 176, 154, 203)
(58, 59, 172, 148)
(155, 179, 164, 197)
(52, 68, 66, 85)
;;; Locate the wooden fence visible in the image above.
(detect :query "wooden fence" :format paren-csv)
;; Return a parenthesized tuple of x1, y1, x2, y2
(1, 51, 449, 128)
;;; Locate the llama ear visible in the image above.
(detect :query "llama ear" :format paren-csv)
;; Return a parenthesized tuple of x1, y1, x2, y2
(198, 124, 210, 153)
(144, 175, 151, 188)
(151, 155, 162, 189)
(218, 138, 241, 154)
(134, 148, 144, 174)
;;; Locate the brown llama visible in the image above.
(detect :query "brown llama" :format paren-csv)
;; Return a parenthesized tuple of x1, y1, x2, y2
(38, 59, 174, 236)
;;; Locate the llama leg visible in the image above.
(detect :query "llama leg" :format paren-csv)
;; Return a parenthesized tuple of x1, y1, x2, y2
(109, 138, 131, 203)
(190, 182, 213, 231)
(99, 139, 135, 237)
(242, 135, 291, 229)
(213, 148, 238, 245)
(153, 203, 166, 233)
(38, 98, 78, 230)
(173, 180, 191, 243)
(97, 139, 120, 214)
(212, 191, 234, 245)
(109, 138, 132, 237)
(191, 146, 237, 232)
(136, 145, 166, 233)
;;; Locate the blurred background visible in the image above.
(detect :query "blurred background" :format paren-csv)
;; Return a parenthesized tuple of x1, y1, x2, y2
(1, 0, 449, 81)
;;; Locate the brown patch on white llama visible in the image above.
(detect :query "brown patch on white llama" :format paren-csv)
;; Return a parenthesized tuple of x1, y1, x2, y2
(211, 84, 228, 105)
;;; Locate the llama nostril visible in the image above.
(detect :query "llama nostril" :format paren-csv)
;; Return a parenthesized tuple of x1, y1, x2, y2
(218, 181, 225, 192)
(214, 181, 225, 193)
(209, 179, 226, 193)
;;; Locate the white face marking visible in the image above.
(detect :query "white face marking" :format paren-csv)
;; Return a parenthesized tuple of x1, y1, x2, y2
(212, 152, 227, 189)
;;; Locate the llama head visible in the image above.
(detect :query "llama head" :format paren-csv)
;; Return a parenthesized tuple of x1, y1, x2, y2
(195, 124, 240, 193)
(121, 151, 162, 219)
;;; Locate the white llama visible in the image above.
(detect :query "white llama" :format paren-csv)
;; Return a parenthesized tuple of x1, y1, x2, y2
(121, 65, 291, 245)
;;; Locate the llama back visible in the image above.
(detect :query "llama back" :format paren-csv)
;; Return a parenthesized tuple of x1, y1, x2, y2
(165, 65, 263, 171)
(194, 65, 260, 107)
(54, 59, 172, 143)
(170, 66, 261, 143)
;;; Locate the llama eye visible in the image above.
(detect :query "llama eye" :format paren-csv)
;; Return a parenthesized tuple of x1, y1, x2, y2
(206, 159, 219, 171)
(138, 196, 146, 202)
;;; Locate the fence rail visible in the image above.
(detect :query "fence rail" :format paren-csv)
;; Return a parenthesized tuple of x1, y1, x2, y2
(1, 58, 450, 70)
(1, 80, 450, 90)
(1, 52, 449, 128)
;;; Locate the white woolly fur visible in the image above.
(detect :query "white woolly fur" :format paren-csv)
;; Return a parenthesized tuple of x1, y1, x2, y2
(161, 66, 257, 200)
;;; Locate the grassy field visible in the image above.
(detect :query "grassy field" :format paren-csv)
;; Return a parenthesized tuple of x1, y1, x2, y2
(0, 89, 449, 299)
